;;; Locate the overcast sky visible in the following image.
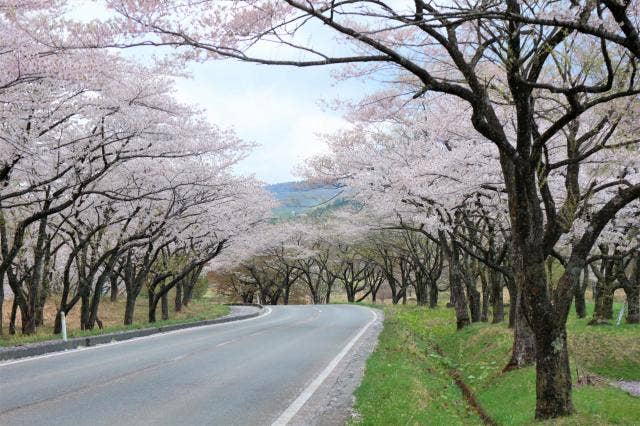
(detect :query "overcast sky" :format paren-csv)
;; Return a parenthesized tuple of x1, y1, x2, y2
(174, 61, 363, 184)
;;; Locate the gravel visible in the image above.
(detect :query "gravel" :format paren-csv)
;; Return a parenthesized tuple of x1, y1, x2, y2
(613, 381, 640, 397)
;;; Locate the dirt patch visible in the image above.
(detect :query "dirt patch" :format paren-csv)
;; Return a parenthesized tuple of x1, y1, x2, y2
(432, 344, 497, 426)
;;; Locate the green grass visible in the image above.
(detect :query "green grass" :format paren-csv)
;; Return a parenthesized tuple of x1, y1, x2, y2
(1, 296, 229, 347)
(352, 303, 640, 425)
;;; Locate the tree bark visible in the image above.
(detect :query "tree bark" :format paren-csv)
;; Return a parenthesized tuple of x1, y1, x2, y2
(439, 232, 470, 329)
(9, 298, 17, 335)
(627, 285, 639, 324)
(161, 291, 169, 321)
(490, 270, 504, 323)
(480, 271, 490, 322)
(429, 281, 438, 308)
(124, 292, 137, 325)
(592, 285, 615, 323)
(174, 280, 183, 312)
(505, 283, 536, 370)
(0, 273, 4, 335)
(534, 328, 573, 419)
(110, 274, 118, 302)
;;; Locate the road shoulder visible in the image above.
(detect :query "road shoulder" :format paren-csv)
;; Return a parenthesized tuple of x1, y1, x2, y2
(0, 305, 263, 362)
(289, 307, 384, 426)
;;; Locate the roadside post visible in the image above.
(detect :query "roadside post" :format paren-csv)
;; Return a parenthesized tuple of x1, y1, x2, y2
(61, 311, 68, 341)
(616, 301, 626, 326)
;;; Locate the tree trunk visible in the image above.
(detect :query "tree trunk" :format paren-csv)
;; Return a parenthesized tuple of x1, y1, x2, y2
(346, 286, 355, 303)
(591, 285, 614, 323)
(124, 292, 137, 325)
(466, 276, 481, 322)
(161, 291, 169, 321)
(9, 298, 17, 335)
(574, 268, 587, 318)
(439, 232, 470, 329)
(574, 286, 586, 319)
(0, 273, 3, 335)
(174, 280, 183, 312)
(148, 290, 158, 323)
(534, 328, 573, 419)
(505, 277, 516, 328)
(183, 281, 194, 307)
(415, 277, 429, 306)
(626, 284, 639, 324)
(480, 271, 490, 322)
(490, 270, 504, 323)
(505, 282, 536, 370)
(80, 292, 90, 330)
(20, 303, 35, 335)
(427, 281, 437, 308)
(110, 274, 118, 302)
(283, 285, 290, 305)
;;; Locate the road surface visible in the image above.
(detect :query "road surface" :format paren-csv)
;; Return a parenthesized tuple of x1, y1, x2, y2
(0, 305, 377, 426)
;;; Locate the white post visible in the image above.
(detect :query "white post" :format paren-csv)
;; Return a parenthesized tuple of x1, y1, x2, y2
(616, 301, 626, 326)
(61, 311, 68, 341)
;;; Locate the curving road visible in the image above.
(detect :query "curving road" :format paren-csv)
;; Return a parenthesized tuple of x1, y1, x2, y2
(0, 305, 377, 426)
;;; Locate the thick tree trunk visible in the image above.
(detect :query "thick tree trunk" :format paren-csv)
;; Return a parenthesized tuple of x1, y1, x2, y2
(439, 232, 470, 329)
(505, 284, 535, 370)
(124, 292, 137, 325)
(450, 272, 470, 329)
(415, 276, 429, 306)
(591, 285, 615, 323)
(20, 304, 35, 335)
(534, 328, 573, 419)
(346, 286, 355, 303)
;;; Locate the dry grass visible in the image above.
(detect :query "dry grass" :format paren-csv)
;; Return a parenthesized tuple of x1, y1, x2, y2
(1, 289, 229, 347)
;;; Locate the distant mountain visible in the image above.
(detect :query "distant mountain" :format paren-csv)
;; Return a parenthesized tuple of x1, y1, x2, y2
(266, 181, 344, 218)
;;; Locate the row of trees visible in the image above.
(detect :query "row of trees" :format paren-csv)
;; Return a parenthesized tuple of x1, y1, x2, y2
(0, 4, 274, 336)
(217, 213, 638, 326)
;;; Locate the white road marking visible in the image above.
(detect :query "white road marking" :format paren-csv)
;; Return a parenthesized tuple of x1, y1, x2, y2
(271, 306, 378, 426)
(0, 307, 272, 367)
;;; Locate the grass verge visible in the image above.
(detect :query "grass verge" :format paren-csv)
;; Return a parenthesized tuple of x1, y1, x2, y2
(352, 303, 640, 425)
(1, 291, 229, 347)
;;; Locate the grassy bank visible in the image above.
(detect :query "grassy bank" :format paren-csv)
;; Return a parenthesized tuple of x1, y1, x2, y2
(1, 291, 229, 347)
(352, 304, 640, 425)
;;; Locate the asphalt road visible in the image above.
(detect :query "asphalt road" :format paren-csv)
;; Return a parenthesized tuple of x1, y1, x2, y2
(0, 305, 377, 426)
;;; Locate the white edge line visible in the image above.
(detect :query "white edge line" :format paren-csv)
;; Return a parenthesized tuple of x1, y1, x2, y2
(0, 307, 272, 367)
(271, 306, 378, 426)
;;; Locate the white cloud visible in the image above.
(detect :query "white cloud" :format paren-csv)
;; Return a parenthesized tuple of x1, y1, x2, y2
(174, 61, 352, 183)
